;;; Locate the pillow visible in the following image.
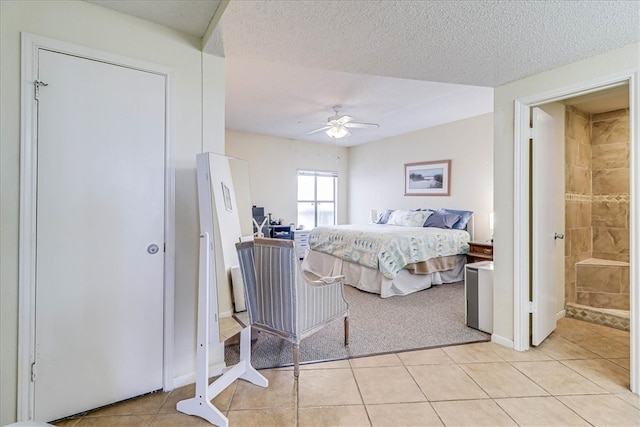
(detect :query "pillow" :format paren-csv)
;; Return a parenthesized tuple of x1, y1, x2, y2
(376, 209, 395, 224)
(423, 212, 461, 229)
(387, 209, 433, 227)
(437, 208, 473, 230)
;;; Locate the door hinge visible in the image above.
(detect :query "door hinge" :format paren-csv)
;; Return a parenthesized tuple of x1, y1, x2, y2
(31, 362, 37, 382)
(34, 80, 48, 101)
(528, 301, 535, 313)
(528, 126, 534, 139)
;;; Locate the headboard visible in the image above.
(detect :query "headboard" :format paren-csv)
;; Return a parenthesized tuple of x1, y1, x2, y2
(465, 215, 475, 241)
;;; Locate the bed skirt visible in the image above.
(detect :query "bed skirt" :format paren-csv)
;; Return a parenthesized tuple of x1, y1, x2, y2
(302, 250, 466, 298)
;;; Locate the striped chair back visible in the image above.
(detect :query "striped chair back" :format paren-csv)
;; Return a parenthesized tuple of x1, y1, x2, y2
(255, 238, 299, 339)
(235, 237, 350, 378)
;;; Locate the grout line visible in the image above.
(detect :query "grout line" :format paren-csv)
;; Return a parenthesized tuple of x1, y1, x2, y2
(54, 318, 633, 426)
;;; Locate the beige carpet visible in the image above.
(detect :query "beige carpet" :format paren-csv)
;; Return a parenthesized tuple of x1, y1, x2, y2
(225, 282, 489, 369)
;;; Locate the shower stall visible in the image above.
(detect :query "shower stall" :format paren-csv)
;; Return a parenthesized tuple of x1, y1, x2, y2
(564, 104, 630, 331)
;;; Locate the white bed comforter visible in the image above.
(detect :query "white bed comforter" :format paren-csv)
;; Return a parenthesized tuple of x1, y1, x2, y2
(308, 224, 470, 279)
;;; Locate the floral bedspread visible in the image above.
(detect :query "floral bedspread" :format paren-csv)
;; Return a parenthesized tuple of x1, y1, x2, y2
(308, 224, 470, 279)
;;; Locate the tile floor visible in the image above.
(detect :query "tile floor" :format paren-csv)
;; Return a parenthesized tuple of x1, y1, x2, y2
(54, 317, 639, 426)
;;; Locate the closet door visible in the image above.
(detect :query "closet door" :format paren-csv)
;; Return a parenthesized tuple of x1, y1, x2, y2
(33, 48, 166, 422)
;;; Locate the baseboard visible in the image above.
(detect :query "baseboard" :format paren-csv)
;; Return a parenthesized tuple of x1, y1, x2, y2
(491, 334, 514, 349)
(172, 361, 227, 389)
(556, 309, 566, 321)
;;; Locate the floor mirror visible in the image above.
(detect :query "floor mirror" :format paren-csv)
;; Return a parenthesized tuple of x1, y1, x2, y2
(177, 152, 267, 427)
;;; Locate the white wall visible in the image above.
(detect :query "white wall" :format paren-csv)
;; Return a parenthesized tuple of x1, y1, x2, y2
(0, 2, 225, 423)
(225, 130, 350, 226)
(493, 42, 640, 343)
(348, 113, 494, 242)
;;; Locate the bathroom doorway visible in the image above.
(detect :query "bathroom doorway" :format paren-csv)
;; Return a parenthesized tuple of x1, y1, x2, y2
(515, 75, 637, 394)
(562, 86, 631, 331)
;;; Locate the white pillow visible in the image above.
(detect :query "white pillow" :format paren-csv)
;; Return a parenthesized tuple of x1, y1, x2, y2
(387, 210, 432, 227)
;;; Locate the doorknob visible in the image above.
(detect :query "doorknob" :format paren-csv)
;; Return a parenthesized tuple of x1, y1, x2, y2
(147, 244, 160, 254)
(554, 233, 564, 240)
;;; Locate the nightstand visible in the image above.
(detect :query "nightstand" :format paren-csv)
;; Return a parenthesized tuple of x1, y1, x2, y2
(467, 241, 493, 263)
(293, 229, 310, 259)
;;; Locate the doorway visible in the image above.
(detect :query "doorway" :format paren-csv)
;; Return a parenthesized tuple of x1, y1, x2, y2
(513, 72, 639, 394)
(562, 87, 630, 329)
(18, 34, 175, 422)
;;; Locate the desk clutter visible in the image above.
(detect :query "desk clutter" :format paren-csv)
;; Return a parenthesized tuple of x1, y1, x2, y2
(252, 205, 310, 258)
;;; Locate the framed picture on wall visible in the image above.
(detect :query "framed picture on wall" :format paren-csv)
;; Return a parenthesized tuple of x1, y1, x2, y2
(404, 160, 451, 196)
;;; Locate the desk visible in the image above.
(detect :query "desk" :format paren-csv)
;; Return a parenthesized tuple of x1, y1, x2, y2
(270, 225, 292, 240)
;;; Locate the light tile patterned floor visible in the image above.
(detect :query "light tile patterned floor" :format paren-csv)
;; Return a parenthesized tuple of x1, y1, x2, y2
(54, 317, 639, 426)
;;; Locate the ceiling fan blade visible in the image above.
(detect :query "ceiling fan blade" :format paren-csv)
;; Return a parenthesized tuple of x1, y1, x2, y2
(306, 125, 332, 135)
(344, 122, 380, 129)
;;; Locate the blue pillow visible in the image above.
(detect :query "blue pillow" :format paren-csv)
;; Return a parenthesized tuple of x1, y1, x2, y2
(424, 212, 460, 229)
(376, 209, 395, 224)
(437, 208, 473, 230)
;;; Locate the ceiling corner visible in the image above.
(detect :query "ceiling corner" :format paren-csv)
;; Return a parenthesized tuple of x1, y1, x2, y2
(202, 0, 229, 55)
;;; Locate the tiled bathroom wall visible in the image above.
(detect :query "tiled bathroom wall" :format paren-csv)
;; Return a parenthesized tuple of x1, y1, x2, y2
(564, 106, 630, 310)
(564, 106, 592, 304)
(591, 109, 630, 263)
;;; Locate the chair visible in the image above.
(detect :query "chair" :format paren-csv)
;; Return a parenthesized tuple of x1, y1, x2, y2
(235, 237, 349, 378)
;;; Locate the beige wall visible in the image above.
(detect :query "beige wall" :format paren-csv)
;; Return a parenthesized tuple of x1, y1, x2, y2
(225, 130, 350, 227)
(226, 115, 493, 242)
(348, 113, 494, 242)
(0, 2, 225, 423)
(493, 42, 639, 344)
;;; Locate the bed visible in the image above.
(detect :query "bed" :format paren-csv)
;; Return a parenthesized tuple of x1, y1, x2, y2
(301, 208, 473, 298)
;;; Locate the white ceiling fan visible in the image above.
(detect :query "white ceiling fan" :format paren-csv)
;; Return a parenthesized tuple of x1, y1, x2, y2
(306, 106, 379, 139)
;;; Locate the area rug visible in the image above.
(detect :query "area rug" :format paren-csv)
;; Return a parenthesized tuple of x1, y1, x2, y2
(225, 282, 490, 369)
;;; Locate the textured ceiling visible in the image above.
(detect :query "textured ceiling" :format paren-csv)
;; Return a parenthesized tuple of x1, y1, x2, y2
(85, 0, 640, 146)
(212, 1, 640, 87)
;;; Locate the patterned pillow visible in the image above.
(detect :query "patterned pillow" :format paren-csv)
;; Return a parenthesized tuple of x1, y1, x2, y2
(423, 212, 461, 229)
(437, 208, 473, 230)
(387, 209, 433, 227)
(376, 209, 395, 224)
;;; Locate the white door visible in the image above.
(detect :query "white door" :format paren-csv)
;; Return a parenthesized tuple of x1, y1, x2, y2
(34, 49, 166, 422)
(531, 106, 562, 346)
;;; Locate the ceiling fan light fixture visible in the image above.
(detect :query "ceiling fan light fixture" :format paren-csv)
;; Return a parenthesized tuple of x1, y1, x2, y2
(326, 124, 348, 138)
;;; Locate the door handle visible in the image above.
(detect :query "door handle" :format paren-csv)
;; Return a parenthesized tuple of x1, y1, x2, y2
(554, 233, 564, 240)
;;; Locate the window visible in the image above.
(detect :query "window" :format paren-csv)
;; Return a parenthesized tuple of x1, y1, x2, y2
(297, 170, 337, 229)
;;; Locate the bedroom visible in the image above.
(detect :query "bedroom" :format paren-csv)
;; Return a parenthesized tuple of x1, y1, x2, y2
(225, 116, 493, 302)
(225, 115, 493, 243)
(1, 0, 639, 425)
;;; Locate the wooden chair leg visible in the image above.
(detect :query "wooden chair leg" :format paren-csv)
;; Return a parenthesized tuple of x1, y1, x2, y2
(344, 316, 349, 347)
(293, 344, 300, 379)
